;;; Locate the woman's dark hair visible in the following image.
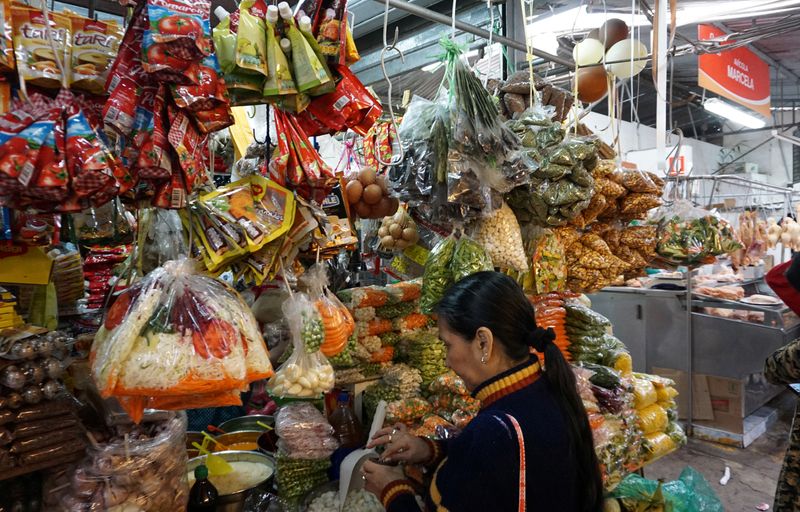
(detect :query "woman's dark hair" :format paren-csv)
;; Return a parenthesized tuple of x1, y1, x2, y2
(437, 271, 603, 512)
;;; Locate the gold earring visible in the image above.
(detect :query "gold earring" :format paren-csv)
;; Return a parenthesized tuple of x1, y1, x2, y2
(481, 354, 487, 364)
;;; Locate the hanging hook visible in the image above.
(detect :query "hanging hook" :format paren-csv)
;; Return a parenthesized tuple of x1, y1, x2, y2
(376, 0, 405, 168)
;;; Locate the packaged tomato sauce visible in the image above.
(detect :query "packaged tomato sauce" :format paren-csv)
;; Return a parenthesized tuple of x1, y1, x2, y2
(142, 0, 212, 80)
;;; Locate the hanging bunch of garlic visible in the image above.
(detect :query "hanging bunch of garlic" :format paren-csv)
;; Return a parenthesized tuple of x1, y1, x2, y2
(378, 208, 419, 251)
(767, 218, 782, 248)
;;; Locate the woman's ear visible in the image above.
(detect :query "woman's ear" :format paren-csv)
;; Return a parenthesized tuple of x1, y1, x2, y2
(475, 327, 494, 364)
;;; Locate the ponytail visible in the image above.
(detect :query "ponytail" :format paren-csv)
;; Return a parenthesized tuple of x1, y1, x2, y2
(539, 335, 603, 512)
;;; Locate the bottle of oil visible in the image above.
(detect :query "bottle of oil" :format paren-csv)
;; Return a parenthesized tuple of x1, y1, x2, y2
(188, 464, 218, 512)
(328, 391, 364, 449)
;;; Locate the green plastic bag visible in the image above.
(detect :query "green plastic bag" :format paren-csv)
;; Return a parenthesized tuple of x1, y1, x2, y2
(419, 236, 456, 314)
(610, 466, 723, 512)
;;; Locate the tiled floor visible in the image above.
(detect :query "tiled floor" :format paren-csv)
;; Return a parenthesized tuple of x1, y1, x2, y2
(643, 392, 796, 511)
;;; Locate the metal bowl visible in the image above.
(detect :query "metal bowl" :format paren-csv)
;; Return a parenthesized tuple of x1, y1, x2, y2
(218, 415, 274, 433)
(188, 450, 276, 512)
(213, 431, 263, 452)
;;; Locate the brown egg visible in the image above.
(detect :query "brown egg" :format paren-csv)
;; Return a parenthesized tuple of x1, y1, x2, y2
(362, 184, 383, 205)
(375, 196, 393, 217)
(575, 66, 609, 103)
(376, 175, 389, 195)
(599, 18, 629, 50)
(355, 201, 372, 218)
(387, 197, 400, 215)
(345, 180, 363, 204)
(586, 28, 600, 41)
(359, 167, 377, 186)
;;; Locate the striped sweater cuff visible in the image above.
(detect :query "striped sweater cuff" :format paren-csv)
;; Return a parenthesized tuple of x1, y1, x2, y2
(420, 437, 444, 467)
(380, 480, 416, 509)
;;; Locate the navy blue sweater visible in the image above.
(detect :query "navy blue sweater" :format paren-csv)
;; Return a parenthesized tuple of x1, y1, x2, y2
(383, 358, 579, 511)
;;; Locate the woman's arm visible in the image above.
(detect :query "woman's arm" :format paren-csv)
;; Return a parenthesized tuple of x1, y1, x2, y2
(381, 481, 422, 512)
(765, 337, 800, 385)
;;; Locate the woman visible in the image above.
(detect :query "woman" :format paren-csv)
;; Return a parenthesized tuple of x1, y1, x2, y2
(764, 254, 800, 511)
(361, 272, 603, 512)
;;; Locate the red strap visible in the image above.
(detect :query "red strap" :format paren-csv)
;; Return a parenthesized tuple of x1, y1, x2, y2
(506, 414, 526, 512)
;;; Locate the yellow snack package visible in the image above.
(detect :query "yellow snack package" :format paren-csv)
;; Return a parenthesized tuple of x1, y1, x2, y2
(12, 6, 71, 89)
(69, 16, 121, 94)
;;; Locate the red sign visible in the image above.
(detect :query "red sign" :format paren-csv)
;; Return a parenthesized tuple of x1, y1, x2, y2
(697, 25, 771, 118)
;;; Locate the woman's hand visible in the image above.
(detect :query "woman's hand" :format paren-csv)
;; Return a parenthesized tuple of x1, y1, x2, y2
(361, 459, 406, 497)
(367, 423, 431, 464)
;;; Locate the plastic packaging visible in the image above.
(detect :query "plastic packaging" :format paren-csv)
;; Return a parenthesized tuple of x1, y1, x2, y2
(450, 234, 494, 282)
(268, 293, 335, 398)
(632, 378, 657, 409)
(638, 404, 668, 435)
(275, 402, 339, 459)
(611, 466, 723, 512)
(652, 200, 743, 267)
(474, 202, 529, 272)
(90, 259, 273, 421)
(419, 235, 457, 314)
(45, 413, 189, 512)
(303, 264, 355, 358)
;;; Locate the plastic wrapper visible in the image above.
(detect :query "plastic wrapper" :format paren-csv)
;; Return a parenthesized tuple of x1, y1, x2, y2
(269, 293, 335, 398)
(473, 202, 528, 271)
(632, 378, 658, 409)
(244, 489, 290, 511)
(303, 264, 355, 358)
(90, 259, 273, 421)
(419, 235, 457, 313)
(638, 404, 668, 435)
(10, 426, 81, 454)
(450, 235, 494, 282)
(412, 414, 452, 439)
(46, 413, 188, 512)
(386, 397, 432, 426)
(12, 6, 71, 89)
(652, 200, 743, 266)
(610, 467, 723, 511)
(275, 455, 331, 503)
(275, 403, 339, 459)
(406, 329, 448, 386)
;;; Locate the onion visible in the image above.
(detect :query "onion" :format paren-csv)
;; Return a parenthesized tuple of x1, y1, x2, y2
(345, 180, 363, 204)
(355, 201, 372, 218)
(359, 167, 377, 186)
(401, 227, 417, 241)
(362, 184, 383, 205)
(381, 236, 395, 248)
(378, 226, 389, 237)
(389, 224, 403, 238)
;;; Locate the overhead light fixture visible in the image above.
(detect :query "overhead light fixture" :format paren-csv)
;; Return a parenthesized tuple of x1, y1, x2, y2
(703, 98, 767, 129)
(421, 62, 443, 73)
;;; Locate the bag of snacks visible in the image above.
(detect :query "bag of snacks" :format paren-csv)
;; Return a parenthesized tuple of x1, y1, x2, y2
(69, 16, 122, 94)
(450, 235, 493, 282)
(90, 259, 273, 421)
(268, 293, 335, 398)
(473, 202, 529, 272)
(12, 6, 71, 89)
(275, 402, 339, 459)
(419, 234, 456, 314)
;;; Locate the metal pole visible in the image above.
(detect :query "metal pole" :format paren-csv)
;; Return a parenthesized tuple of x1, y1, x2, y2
(686, 270, 693, 437)
(655, 0, 668, 171)
(370, 0, 575, 68)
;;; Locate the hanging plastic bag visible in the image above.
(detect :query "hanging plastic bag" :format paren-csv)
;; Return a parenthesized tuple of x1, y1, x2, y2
(302, 264, 354, 358)
(473, 202, 529, 272)
(450, 235, 493, 282)
(268, 292, 335, 398)
(419, 234, 457, 314)
(90, 258, 273, 420)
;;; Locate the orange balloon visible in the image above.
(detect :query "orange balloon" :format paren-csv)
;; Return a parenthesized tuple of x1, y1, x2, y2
(575, 66, 609, 103)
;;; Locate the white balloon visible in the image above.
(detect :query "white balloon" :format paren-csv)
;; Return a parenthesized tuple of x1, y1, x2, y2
(572, 38, 605, 67)
(605, 39, 649, 78)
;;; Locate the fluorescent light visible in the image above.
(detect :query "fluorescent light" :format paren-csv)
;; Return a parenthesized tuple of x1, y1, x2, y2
(703, 98, 767, 129)
(421, 62, 443, 73)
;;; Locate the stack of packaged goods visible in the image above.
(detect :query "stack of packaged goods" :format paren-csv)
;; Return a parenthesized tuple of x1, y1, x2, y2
(49, 248, 84, 317)
(0, 288, 24, 330)
(76, 246, 128, 331)
(632, 373, 686, 462)
(274, 403, 338, 505)
(0, 329, 85, 476)
(423, 372, 479, 431)
(335, 280, 432, 372)
(565, 301, 632, 375)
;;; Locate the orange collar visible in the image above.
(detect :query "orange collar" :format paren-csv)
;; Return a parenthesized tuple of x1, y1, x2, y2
(473, 358, 542, 408)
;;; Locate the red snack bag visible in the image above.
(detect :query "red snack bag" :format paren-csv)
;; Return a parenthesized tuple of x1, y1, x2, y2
(24, 109, 68, 203)
(171, 54, 229, 112)
(65, 105, 117, 198)
(294, 108, 333, 137)
(136, 85, 171, 180)
(118, 85, 156, 169)
(166, 104, 206, 190)
(191, 104, 234, 134)
(153, 160, 187, 208)
(7, 109, 59, 191)
(143, 0, 212, 73)
(306, 65, 379, 134)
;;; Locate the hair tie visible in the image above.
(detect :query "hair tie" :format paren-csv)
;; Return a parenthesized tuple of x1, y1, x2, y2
(529, 327, 556, 353)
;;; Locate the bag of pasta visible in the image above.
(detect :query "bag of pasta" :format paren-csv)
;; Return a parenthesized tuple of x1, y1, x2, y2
(268, 292, 335, 398)
(90, 259, 273, 421)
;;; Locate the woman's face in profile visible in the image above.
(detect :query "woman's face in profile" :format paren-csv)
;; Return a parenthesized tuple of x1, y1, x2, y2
(438, 319, 483, 391)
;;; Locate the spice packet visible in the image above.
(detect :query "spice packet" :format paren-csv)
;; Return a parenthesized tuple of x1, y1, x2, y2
(235, 0, 268, 77)
(12, 6, 71, 89)
(69, 16, 121, 94)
